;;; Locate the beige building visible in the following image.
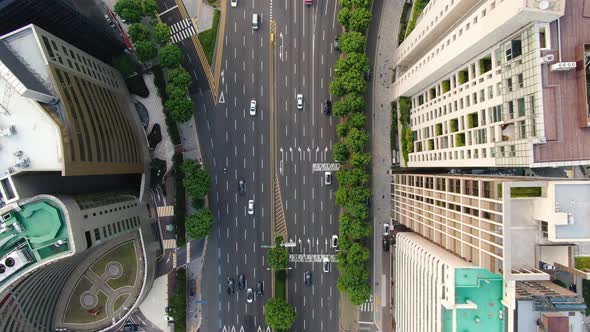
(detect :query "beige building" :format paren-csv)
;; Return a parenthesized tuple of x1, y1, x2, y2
(391, 173, 589, 330)
(0, 24, 143, 185)
(393, 0, 590, 168)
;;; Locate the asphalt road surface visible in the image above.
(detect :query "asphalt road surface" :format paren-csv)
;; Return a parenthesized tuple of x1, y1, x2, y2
(273, 1, 342, 331)
(155, 0, 342, 331)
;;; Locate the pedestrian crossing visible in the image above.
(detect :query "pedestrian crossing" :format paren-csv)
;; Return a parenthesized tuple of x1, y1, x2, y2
(170, 18, 196, 44)
(157, 205, 174, 217)
(164, 239, 176, 249)
(359, 294, 374, 312)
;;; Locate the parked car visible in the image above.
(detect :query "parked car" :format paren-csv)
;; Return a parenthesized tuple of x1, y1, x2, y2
(322, 258, 330, 272)
(324, 171, 332, 185)
(227, 277, 235, 294)
(543, 263, 556, 270)
(334, 36, 340, 51)
(246, 288, 254, 303)
(382, 236, 390, 252)
(305, 271, 312, 286)
(250, 99, 257, 116)
(256, 281, 264, 295)
(239, 179, 246, 194)
(297, 94, 304, 110)
(383, 223, 390, 235)
(364, 68, 373, 81)
(231, 0, 238, 7)
(248, 199, 254, 215)
(238, 274, 246, 290)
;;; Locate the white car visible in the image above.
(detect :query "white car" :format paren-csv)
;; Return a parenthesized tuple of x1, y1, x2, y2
(324, 171, 332, 185)
(322, 257, 330, 272)
(231, 0, 238, 7)
(384, 223, 390, 235)
(296, 94, 304, 110)
(331, 235, 338, 249)
(248, 199, 254, 215)
(246, 288, 254, 303)
(250, 99, 257, 116)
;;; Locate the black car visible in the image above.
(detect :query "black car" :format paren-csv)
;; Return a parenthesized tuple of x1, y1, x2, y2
(256, 281, 264, 295)
(239, 179, 246, 194)
(334, 36, 340, 51)
(226, 277, 235, 294)
(323, 99, 331, 115)
(304, 271, 312, 286)
(364, 68, 373, 81)
(238, 273, 246, 290)
(382, 236, 390, 252)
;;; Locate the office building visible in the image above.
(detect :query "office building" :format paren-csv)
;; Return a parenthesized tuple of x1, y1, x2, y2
(393, 0, 590, 168)
(0, 0, 126, 63)
(391, 173, 589, 331)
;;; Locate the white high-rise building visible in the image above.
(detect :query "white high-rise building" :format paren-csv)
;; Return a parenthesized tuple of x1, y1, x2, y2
(393, 0, 590, 168)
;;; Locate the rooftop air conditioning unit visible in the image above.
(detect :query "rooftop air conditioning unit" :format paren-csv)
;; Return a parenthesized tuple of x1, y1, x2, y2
(540, 54, 554, 64)
(550, 62, 576, 71)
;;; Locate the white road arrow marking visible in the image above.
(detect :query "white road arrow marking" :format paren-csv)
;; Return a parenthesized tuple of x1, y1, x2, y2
(219, 91, 225, 104)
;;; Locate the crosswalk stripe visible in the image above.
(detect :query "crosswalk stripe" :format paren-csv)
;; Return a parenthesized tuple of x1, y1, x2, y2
(164, 239, 176, 249)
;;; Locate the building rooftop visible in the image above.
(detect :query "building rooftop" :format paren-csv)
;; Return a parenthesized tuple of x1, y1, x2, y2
(0, 25, 64, 178)
(0, 199, 71, 288)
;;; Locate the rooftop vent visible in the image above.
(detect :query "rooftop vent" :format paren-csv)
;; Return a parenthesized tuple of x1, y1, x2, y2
(0, 249, 33, 282)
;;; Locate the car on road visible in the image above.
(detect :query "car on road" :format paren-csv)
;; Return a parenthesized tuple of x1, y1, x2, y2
(324, 171, 332, 185)
(296, 94, 304, 110)
(383, 236, 390, 252)
(238, 274, 246, 290)
(322, 258, 330, 272)
(384, 223, 390, 235)
(334, 36, 340, 51)
(331, 235, 338, 249)
(247, 199, 254, 215)
(256, 281, 264, 295)
(249, 99, 257, 116)
(323, 99, 331, 115)
(543, 263, 556, 270)
(252, 14, 260, 30)
(227, 277, 235, 294)
(364, 68, 373, 81)
(304, 0, 313, 5)
(246, 288, 254, 303)
(305, 271, 312, 286)
(230, 0, 238, 7)
(239, 179, 246, 194)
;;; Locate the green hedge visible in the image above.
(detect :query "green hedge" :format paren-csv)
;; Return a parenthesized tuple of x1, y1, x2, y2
(397, 1, 412, 45)
(584, 280, 590, 316)
(153, 65, 181, 145)
(404, 0, 430, 38)
(275, 270, 287, 300)
(198, 9, 220, 65)
(391, 102, 398, 150)
(575, 257, 590, 269)
(510, 187, 542, 198)
(171, 268, 186, 332)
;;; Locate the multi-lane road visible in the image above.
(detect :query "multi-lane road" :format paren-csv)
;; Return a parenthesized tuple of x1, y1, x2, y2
(155, 0, 376, 331)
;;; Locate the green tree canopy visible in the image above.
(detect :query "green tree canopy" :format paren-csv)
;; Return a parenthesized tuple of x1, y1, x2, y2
(166, 85, 186, 100)
(337, 242, 370, 268)
(160, 44, 183, 68)
(181, 159, 211, 198)
(340, 0, 370, 9)
(337, 263, 371, 305)
(268, 246, 289, 270)
(128, 23, 151, 42)
(336, 122, 349, 139)
(114, 0, 144, 23)
(143, 0, 158, 17)
(339, 32, 366, 53)
(111, 54, 137, 77)
(335, 53, 369, 76)
(338, 70, 367, 95)
(333, 94, 366, 117)
(350, 152, 371, 168)
(339, 212, 371, 240)
(337, 7, 352, 29)
(168, 67, 192, 89)
(336, 168, 369, 188)
(186, 208, 214, 239)
(264, 298, 296, 331)
(134, 40, 158, 62)
(348, 8, 372, 33)
(155, 23, 171, 43)
(166, 96, 193, 122)
(333, 142, 350, 162)
(348, 113, 367, 129)
(344, 127, 368, 152)
(329, 77, 346, 97)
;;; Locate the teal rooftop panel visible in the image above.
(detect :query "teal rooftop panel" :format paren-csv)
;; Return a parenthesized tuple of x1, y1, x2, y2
(444, 268, 504, 332)
(0, 200, 71, 285)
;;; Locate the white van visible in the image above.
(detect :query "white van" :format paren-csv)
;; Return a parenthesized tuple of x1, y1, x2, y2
(252, 14, 259, 30)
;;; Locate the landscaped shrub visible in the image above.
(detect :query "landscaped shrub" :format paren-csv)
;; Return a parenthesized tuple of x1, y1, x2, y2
(450, 118, 459, 133)
(468, 113, 478, 129)
(435, 123, 443, 136)
(442, 79, 451, 94)
(479, 57, 492, 74)
(405, 0, 430, 38)
(458, 69, 469, 85)
(455, 133, 466, 147)
(428, 139, 434, 151)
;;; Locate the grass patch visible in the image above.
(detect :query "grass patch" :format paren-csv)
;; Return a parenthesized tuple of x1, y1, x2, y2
(405, 0, 430, 38)
(64, 277, 105, 324)
(275, 270, 287, 300)
(106, 244, 138, 290)
(113, 294, 129, 312)
(198, 9, 221, 65)
(575, 257, 590, 269)
(170, 268, 187, 332)
(510, 187, 542, 198)
(174, 154, 187, 246)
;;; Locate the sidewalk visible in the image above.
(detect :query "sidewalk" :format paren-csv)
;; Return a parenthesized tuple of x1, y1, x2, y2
(369, 0, 404, 331)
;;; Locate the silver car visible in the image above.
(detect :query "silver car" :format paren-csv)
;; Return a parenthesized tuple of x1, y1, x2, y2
(246, 288, 254, 303)
(250, 99, 257, 116)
